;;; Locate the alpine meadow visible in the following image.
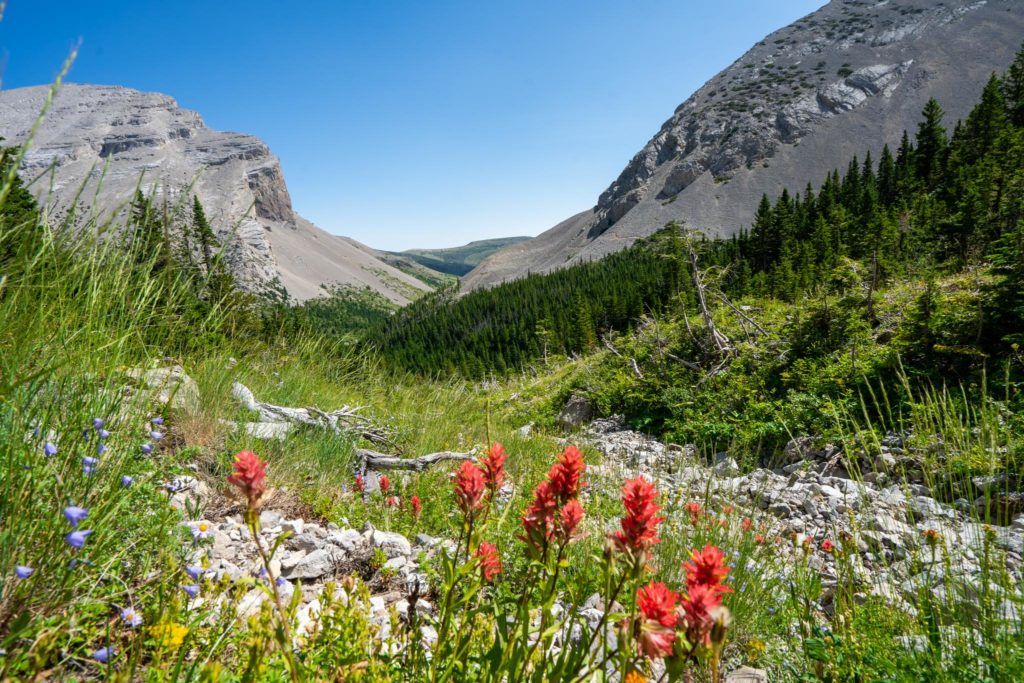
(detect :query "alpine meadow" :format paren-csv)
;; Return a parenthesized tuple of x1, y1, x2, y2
(2, 1, 1024, 682)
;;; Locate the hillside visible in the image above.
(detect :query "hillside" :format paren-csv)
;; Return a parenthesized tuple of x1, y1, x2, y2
(0, 84, 430, 304)
(465, 0, 1024, 290)
(390, 236, 531, 277)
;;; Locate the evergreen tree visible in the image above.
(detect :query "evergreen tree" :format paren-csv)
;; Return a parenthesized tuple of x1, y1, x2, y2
(915, 98, 948, 190)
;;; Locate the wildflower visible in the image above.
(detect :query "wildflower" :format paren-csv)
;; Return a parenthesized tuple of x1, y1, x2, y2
(480, 442, 507, 493)
(521, 480, 558, 556)
(683, 545, 732, 593)
(121, 475, 134, 488)
(151, 416, 164, 425)
(64, 505, 89, 528)
(83, 455, 99, 467)
(190, 521, 211, 540)
(185, 565, 203, 581)
(151, 622, 188, 649)
(385, 495, 400, 507)
(684, 501, 703, 524)
(379, 475, 391, 494)
(454, 461, 486, 515)
(678, 583, 723, 649)
(558, 498, 585, 542)
(15, 566, 33, 579)
(98, 428, 110, 439)
(409, 495, 422, 520)
(227, 450, 267, 510)
(624, 672, 647, 683)
(44, 442, 57, 457)
(741, 517, 753, 532)
(65, 530, 93, 549)
(548, 445, 585, 502)
(475, 541, 502, 581)
(120, 607, 143, 628)
(140, 443, 153, 455)
(93, 647, 113, 663)
(754, 534, 765, 545)
(93, 418, 105, 430)
(149, 431, 163, 441)
(636, 581, 678, 658)
(183, 584, 200, 600)
(612, 477, 664, 555)
(722, 505, 734, 516)
(354, 474, 365, 493)
(821, 539, 835, 554)
(923, 528, 942, 546)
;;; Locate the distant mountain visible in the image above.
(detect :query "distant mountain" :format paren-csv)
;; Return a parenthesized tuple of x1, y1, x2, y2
(392, 237, 531, 277)
(0, 84, 430, 304)
(465, 0, 1024, 290)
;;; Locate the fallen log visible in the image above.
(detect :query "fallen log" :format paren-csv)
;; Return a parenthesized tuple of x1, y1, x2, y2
(231, 382, 397, 449)
(356, 448, 475, 472)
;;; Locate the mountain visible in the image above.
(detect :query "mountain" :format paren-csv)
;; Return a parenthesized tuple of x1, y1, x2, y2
(392, 237, 532, 277)
(464, 0, 1024, 290)
(0, 84, 430, 304)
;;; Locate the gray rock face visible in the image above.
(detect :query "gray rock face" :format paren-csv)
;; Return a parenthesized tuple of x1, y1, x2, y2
(465, 0, 1024, 290)
(0, 84, 430, 304)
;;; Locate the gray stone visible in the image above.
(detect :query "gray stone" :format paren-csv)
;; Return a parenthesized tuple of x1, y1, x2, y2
(124, 365, 200, 413)
(281, 547, 344, 580)
(372, 531, 412, 559)
(556, 395, 593, 430)
(726, 667, 769, 683)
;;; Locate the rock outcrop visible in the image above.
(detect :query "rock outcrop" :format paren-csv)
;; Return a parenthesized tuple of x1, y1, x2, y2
(465, 0, 1024, 290)
(0, 84, 430, 303)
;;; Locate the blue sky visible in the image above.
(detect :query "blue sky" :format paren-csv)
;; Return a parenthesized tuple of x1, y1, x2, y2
(0, 1, 823, 250)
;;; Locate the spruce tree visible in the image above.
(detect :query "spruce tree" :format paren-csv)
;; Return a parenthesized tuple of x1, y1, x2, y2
(915, 98, 948, 190)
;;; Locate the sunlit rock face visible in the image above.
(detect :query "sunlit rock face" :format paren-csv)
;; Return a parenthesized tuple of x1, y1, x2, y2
(0, 84, 429, 303)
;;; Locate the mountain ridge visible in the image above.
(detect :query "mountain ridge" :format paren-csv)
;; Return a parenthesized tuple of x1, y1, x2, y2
(464, 0, 1024, 290)
(0, 83, 430, 304)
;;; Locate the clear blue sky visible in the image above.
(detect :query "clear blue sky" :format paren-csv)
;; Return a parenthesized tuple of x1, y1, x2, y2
(0, 1, 823, 250)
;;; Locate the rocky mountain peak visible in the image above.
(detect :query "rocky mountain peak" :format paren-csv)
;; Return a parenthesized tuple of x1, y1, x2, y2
(0, 83, 429, 303)
(464, 0, 1024, 290)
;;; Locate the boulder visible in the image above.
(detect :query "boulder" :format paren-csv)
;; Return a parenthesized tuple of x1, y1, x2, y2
(125, 365, 200, 413)
(556, 395, 593, 430)
(282, 546, 345, 580)
(726, 667, 769, 683)
(372, 531, 412, 559)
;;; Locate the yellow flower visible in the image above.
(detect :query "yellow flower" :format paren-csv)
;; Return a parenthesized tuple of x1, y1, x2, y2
(151, 622, 189, 649)
(624, 672, 647, 683)
(747, 637, 766, 661)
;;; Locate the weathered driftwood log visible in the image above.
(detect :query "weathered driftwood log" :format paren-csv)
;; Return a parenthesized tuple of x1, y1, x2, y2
(232, 382, 397, 449)
(356, 448, 474, 472)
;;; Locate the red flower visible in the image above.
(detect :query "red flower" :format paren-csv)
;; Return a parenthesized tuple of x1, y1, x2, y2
(475, 542, 502, 581)
(821, 539, 834, 554)
(678, 583, 723, 648)
(741, 517, 752, 532)
(754, 534, 765, 545)
(612, 477, 664, 555)
(637, 581, 678, 628)
(354, 474, 365, 494)
(521, 480, 558, 556)
(454, 461, 486, 515)
(480, 442, 507, 493)
(722, 505, 734, 516)
(557, 498, 584, 542)
(385, 495, 400, 507)
(682, 545, 731, 593)
(227, 450, 267, 507)
(547, 445, 585, 502)
(684, 501, 703, 525)
(409, 495, 422, 520)
(379, 475, 391, 494)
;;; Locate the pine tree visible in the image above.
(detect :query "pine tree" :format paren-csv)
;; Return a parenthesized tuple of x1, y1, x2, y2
(1003, 42, 1024, 127)
(915, 98, 948, 190)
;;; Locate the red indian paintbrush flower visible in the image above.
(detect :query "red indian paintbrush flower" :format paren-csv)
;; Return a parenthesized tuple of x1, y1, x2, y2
(682, 545, 732, 594)
(354, 474, 365, 494)
(821, 538, 834, 553)
(409, 495, 422, 520)
(636, 581, 678, 658)
(475, 541, 502, 581)
(678, 583, 723, 649)
(454, 461, 486, 515)
(684, 501, 703, 525)
(480, 442, 507, 493)
(227, 450, 267, 508)
(557, 498, 585, 542)
(379, 475, 391, 494)
(548, 445, 585, 502)
(521, 480, 558, 556)
(612, 476, 664, 555)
